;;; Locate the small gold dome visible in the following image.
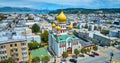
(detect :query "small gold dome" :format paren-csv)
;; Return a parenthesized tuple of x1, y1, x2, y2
(56, 26, 61, 31)
(52, 23, 56, 28)
(68, 25, 73, 30)
(57, 11, 67, 23)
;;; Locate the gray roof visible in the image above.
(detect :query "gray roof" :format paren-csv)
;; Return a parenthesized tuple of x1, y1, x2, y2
(79, 38, 93, 47)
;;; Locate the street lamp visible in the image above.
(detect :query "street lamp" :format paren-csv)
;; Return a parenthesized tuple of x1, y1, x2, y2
(110, 52, 114, 63)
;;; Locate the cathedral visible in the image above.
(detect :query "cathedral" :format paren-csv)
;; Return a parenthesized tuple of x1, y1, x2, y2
(48, 10, 79, 57)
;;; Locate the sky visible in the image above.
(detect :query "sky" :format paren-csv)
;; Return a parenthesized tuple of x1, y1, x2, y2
(0, 0, 120, 10)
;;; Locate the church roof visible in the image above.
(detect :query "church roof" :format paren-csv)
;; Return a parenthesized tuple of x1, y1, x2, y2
(53, 34, 78, 43)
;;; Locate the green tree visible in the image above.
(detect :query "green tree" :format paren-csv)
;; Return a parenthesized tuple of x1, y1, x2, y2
(98, 26, 102, 31)
(28, 17, 34, 20)
(0, 14, 7, 21)
(41, 56, 50, 63)
(93, 20, 97, 23)
(7, 58, 16, 63)
(32, 57, 40, 63)
(73, 30, 77, 35)
(80, 48, 87, 54)
(28, 42, 33, 50)
(0, 57, 16, 63)
(32, 24, 40, 33)
(84, 23, 88, 29)
(74, 49, 79, 57)
(28, 41, 39, 50)
(62, 52, 68, 58)
(13, 20, 16, 23)
(107, 21, 112, 24)
(93, 45, 98, 51)
(86, 48, 90, 53)
(33, 41, 39, 49)
(41, 30, 49, 43)
(101, 30, 109, 35)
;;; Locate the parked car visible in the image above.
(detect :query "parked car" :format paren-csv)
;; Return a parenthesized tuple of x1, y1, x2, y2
(61, 58, 66, 62)
(60, 62, 65, 63)
(72, 55, 77, 58)
(93, 52, 99, 56)
(89, 54, 95, 57)
(69, 59, 77, 63)
(79, 54, 85, 57)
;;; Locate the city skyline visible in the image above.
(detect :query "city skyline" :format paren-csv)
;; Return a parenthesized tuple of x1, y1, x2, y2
(0, 0, 120, 10)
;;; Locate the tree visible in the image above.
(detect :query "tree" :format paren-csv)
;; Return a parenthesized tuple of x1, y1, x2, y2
(80, 48, 87, 54)
(98, 26, 102, 31)
(74, 49, 79, 57)
(86, 48, 90, 53)
(62, 52, 68, 58)
(101, 30, 109, 35)
(33, 41, 39, 49)
(28, 17, 34, 20)
(73, 30, 77, 35)
(0, 14, 7, 21)
(93, 20, 97, 23)
(41, 56, 50, 63)
(28, 41, 39, 50)
(107, 21, 112, 24)
(84, 23, 88, 29)
(32, 24, 40, 33)
(93, 45, 98, 51)
(32, 57, 40, 63)
(92, 41, 97, 45)
(41, 30, 49, 43)
(28, 42, 33, 50)
(0, 57, 16, 63)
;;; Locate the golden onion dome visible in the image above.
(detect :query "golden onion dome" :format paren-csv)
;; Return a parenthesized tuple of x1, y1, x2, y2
(57, 11, 67, 23)
(68, 25, 73, 30)
(56, 26, 61, 31)
(52, 23, 56, 28)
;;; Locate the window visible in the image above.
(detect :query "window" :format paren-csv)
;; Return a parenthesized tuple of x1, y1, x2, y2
(1, 46, 3, 48)
(11, 49, 13, 52)
(68, 41, 70, 46)
(15, 49, 18, 52)
(15, 44, 17, 46)
(11, 54, 14, 57)
(21, 43, 26, 46)
(10, 44, 12, 47)
(4, 51, 6, 53)
(16, 54, 18, 57)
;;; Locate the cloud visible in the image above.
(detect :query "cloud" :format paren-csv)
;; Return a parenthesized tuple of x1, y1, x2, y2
(0, 0, 119, 9)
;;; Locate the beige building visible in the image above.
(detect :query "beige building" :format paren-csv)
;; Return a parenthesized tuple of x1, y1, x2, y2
(0, 40, 29, 62)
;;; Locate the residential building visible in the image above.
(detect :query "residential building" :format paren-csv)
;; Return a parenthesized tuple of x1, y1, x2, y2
(26, 34, 41, 43)
(93, 33, 118, 46)
(0, 40, 29, 62)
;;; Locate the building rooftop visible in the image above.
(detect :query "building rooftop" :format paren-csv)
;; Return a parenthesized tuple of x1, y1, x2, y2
(94, 33, 118, 40)
(53, 34, 78, 42)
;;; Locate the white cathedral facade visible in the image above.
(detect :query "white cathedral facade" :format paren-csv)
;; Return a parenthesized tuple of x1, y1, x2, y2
(48, 11, 80, 57)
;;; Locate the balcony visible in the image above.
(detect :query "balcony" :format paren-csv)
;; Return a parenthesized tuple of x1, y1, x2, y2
(21, 45, 27, 48)
(22, 50, 27, 52)
(0, 54, 7, 57)
(22, 54, 28, 57)
(0, 48, 6, 51)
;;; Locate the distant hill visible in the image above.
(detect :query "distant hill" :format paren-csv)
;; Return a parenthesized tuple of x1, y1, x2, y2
(0, 7, 50, 14)
(49, 8, 120, 14)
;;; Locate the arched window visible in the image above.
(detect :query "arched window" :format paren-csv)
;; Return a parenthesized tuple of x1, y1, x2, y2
(68, 41, 70, 46)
